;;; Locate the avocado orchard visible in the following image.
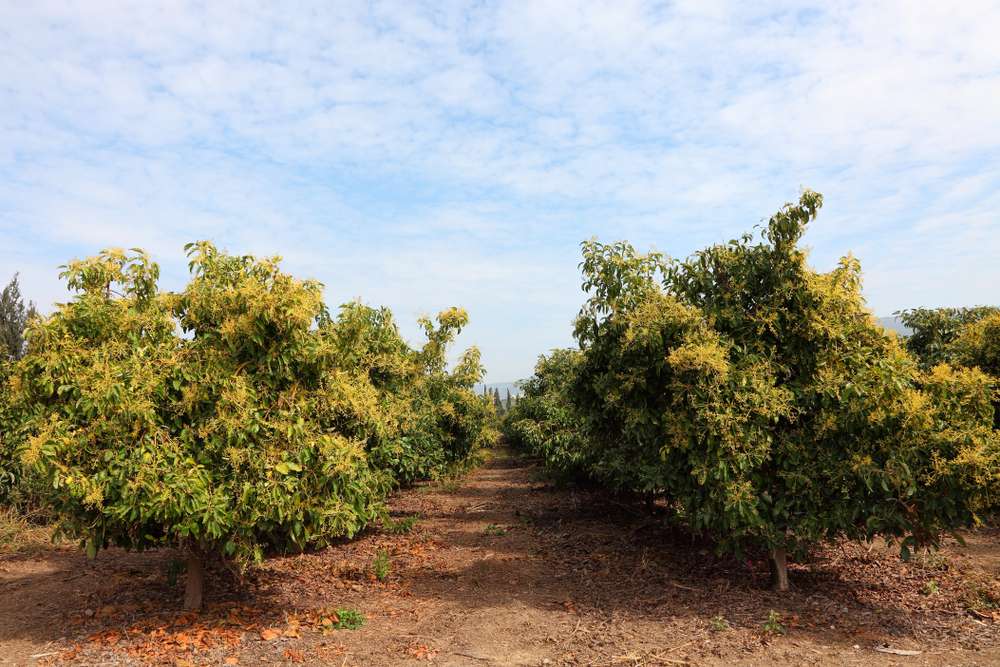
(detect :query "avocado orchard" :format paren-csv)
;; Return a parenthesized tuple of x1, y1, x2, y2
(8, 243, 496, 608)
(506, 191, 1000, 589)
(3, 194, 998, 613)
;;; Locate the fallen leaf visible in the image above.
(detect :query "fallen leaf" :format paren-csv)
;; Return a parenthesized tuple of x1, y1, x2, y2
(260, 628, 280, 641)
(283, 648, 305, 663)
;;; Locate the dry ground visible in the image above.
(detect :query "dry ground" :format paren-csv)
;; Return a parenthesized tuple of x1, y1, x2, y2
(1, 449, 998, 666)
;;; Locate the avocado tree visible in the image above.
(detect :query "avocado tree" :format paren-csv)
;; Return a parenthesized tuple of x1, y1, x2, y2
(947, 312, 1000, 429)
(949, 312, 1000, 379)
(14, 245, 390, 608)
(897, 306, 1000, 369)
(503, 348, 594, 481)
(896, 307, 1000, 432)
(331, 302, 497, 485)
(414, 307, 498, 468)
(557, 191, 999, 589)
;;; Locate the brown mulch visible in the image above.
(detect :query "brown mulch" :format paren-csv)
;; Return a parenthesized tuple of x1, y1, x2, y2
(1, 449, 998, 666)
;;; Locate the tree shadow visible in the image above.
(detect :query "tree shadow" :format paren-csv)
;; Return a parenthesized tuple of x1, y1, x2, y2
(1, 451, 996, 662)
(389, 454, 998, 654)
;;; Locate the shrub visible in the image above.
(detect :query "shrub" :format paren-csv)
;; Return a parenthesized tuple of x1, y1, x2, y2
(763, 610, 785, 635)
(330, 608, 364, 630)
(380, 513, 419, 534)
(710, 615, 729, 632)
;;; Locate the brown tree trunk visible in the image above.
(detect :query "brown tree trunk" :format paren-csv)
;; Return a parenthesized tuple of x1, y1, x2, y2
(770, 547, 789, 592)
(184, 551, 204, 610)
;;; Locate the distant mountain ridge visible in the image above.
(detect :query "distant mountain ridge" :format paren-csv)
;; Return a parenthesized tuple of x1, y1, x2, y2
(877, 316, 911, 336)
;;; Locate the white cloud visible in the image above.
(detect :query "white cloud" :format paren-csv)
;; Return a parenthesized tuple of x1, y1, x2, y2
(1, 0, 999, 380)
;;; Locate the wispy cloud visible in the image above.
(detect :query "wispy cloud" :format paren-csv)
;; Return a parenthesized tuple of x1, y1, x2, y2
(2, 1, 999, 380)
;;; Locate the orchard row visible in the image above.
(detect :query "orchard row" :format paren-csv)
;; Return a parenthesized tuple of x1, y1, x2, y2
(0, 243, 498, 607)
(505, 191, 999, 589)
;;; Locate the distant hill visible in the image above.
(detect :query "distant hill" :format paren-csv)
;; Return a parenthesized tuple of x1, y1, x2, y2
(877, 316, 911, 336)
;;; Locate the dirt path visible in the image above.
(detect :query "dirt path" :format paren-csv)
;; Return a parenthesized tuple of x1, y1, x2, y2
(1, 449, 999, 666)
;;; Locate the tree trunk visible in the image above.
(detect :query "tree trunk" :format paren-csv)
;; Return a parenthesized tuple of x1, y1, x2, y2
(770, 547, 790, 592)
(184, 552, 204, 610)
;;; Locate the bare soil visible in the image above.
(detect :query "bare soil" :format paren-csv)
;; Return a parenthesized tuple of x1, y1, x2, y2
(1, 449, 998, 666)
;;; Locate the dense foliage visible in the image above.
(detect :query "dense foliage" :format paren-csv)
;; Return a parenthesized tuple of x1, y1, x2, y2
(948, 313, 1000, 430)
(949, 313, 1000, 380)
(0, 275, 37, 507)
(0, 361, 16, 505)
(897, 306, 1000, 369)
(508, 191, 1000, 589)
(326, 302, 497, 486)
(503, 349, 592, 481)
(897, 308, 1000, 429)
(8, 244, 495, 607)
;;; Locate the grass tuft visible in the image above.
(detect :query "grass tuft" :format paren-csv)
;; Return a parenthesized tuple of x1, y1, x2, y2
(762, 610, 785, 635)
(372, 548, 391, 582)
(332, 608, 364, 630)
(0, 507, 53, 556)
(381, 514, 420, 535)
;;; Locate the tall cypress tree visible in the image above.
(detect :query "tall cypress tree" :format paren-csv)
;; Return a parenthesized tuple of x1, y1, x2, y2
(0, 274, 36, 361)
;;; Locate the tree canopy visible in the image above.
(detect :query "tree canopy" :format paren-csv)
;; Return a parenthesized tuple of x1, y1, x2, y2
(507, 191, 1000, 589)
(897, 306, 1000, 369)
(9, 243, 495, 607)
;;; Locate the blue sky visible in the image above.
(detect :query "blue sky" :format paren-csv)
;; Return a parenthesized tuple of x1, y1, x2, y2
(2, 1, 999, 382)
